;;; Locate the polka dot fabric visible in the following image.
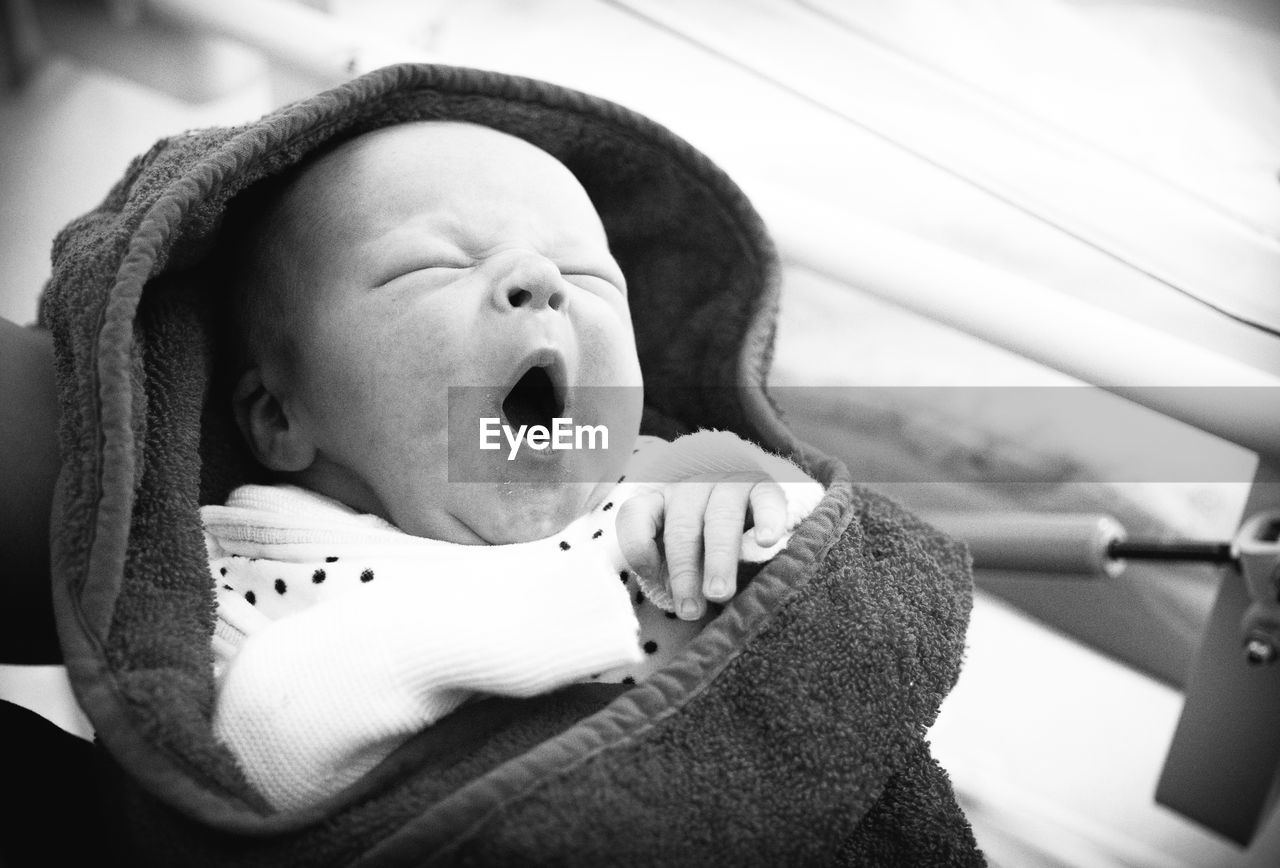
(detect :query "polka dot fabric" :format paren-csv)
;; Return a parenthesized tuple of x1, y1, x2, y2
(204, 432, 823, 809)
(592, 570, 707, 684)
(206, 432, 821, 687)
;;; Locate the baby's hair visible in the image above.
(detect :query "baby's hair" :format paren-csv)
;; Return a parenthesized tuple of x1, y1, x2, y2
(215, 134, 356, 375)
(216, 166, 311, 375)
(207, 149, 343, 489)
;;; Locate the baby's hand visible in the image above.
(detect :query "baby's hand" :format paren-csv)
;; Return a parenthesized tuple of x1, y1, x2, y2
(615, 472, 789, 620)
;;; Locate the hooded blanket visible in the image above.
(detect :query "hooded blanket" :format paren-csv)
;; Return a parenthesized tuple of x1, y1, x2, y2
(39, 63, 980, 865)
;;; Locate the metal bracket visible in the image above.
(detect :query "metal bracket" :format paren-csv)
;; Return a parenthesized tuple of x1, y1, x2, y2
(1237, 510, 1280, 666)
(1157, 464, 1280, 845)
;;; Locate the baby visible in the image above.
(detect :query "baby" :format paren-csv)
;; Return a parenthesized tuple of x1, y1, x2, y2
(206, 121, 823, 811)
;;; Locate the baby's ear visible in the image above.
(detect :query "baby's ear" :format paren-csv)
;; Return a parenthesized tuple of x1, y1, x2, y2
(232, 368, 316, 473)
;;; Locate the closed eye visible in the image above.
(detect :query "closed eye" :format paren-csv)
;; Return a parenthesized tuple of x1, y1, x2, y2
(373, 263, 471, 289)
(565, 268, 627, 295)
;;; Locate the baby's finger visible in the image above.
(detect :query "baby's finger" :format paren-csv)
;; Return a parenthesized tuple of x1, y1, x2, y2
(749, 478, 789, 547)
(615, 491, 665, 580)
(702, 481, 752, 602)
(662, 481, 714, 620)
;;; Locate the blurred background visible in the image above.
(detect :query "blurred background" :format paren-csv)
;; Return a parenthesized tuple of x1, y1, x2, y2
(3, 1, 1279, 865)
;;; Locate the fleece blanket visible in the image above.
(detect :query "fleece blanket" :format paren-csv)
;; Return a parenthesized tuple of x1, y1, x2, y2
(39, 63, 980, 865)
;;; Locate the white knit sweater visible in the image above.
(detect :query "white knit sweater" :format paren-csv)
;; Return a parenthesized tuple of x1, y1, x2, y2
(205, 431, 823, 811)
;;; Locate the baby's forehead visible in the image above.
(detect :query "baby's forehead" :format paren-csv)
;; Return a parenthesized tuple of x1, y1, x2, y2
(309, 122, 574, 199)
(286, 122, 606, 247)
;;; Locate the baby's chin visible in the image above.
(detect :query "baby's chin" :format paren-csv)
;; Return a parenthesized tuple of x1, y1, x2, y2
(468, 481, 605, 544)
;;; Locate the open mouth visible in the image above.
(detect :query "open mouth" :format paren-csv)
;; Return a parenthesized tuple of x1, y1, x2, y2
(501, 364, 565, 430)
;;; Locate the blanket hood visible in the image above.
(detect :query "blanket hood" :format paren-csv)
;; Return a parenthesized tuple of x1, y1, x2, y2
(39, 63, 978, 865)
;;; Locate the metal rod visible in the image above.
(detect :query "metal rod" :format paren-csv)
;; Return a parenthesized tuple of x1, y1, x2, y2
(1107, 539, 1235, 564)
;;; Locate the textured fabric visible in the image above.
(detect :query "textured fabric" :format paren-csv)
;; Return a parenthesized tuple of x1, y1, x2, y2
(207, 433, 823, 811)
(39, 63, 981, 864)
(208, 483, 642, 812)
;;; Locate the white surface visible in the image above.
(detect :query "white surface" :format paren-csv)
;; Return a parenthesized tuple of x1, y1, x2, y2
(0, 57, 272, 325)
(764, 188, 1280, 459)
(930, 592, 1245, 867)
(0, 664, 92, 740)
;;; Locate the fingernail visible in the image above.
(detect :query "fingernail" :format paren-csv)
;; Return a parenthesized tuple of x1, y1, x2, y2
(707, 578, 727, 598)
(679, 598, 701, 620)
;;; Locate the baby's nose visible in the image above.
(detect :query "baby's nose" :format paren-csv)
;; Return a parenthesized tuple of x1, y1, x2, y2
(490, 251, 566, 313)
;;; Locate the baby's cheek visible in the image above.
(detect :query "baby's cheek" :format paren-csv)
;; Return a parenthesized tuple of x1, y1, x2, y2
(575, 305, 642, 386)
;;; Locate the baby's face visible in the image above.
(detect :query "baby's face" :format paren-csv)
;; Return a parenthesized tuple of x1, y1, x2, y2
(261, 122, 643, 544)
